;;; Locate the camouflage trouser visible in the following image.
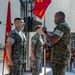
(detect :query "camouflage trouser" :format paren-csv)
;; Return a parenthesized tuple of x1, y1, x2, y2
(32, 59, 42, 75)
(52, 62, 67, 75)
(8, 63, 23, 75)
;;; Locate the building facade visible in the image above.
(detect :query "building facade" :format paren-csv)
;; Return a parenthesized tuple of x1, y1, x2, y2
(0, 0, 75, 71)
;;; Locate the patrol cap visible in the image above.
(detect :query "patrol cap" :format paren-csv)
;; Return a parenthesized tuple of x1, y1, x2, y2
(34, 25, 42, 31)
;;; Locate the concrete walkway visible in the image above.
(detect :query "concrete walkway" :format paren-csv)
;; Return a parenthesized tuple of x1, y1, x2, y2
(0, 62, 74, 75)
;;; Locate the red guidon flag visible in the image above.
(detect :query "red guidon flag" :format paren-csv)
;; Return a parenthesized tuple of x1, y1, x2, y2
(33, 0, 52, 19)
(4, 0, 11, 69)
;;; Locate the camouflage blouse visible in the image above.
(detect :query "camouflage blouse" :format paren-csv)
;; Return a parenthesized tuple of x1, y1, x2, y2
(51, 20, 71, 64)
(31, 33, 44, 59)
(8, 28, 26, 64)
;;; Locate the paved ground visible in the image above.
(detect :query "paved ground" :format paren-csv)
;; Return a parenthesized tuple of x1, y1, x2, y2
(0, 62, 75, 75)
(0, 50, 75, 75)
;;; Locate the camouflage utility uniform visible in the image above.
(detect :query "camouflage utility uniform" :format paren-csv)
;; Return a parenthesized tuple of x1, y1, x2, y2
(31, 33, 44, 75)
(8, 28, 26, 75)
(51, 20, 71, 75)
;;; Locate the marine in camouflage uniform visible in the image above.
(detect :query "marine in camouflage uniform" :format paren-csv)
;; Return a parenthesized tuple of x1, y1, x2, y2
(42, 11, 71, 75)
(51, 20, 71, 75)
(31, 25, 44, 75)
(8, 28, 26, 75)
(7, 17, 26, 75)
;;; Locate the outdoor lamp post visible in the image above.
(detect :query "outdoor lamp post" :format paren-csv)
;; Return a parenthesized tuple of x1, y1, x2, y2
(19, 0, 34, 72)
(19, 0, 35, 32)
(19, 0, 28, 73)
(19, 0, 28, 32)
(19, 0, 36, 72)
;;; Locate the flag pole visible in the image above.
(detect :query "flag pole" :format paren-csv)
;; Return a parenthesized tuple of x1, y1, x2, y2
(2, 0, 11, 75)
(43, 14, 46, 75)
(2, 49, 5, 75)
